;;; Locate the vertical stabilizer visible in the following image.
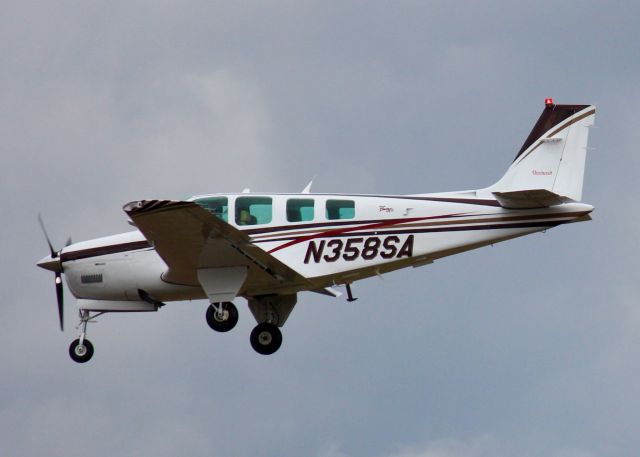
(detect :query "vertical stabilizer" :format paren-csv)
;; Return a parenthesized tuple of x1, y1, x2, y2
(485, 101, 595, 206)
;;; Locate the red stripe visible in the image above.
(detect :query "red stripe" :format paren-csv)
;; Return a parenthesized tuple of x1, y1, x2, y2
(267, 213, 465, 253)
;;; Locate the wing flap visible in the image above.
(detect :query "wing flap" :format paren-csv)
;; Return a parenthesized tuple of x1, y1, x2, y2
(124, 200, 313, 295)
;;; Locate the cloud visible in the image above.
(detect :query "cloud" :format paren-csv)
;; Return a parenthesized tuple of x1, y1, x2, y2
(320, 436, 495, 457)
(122, 69, 282, 196)
(379, 437, 495, 457)
(320, 437, 596, 457)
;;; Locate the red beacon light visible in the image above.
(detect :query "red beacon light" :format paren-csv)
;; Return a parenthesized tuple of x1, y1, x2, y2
(545, 98, 554, 106)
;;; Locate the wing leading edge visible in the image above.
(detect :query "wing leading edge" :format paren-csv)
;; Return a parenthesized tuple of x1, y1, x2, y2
(123, 200, 315, 296)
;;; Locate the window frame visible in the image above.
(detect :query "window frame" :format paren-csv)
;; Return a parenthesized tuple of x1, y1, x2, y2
(235, 196, 273, 226)
(286, 198, 315, 223)
(325, 199, 356, 220)
(194, 196, 229, 222)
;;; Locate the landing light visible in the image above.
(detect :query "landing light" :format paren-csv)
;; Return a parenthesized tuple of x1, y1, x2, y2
(545, 98, 554, 106)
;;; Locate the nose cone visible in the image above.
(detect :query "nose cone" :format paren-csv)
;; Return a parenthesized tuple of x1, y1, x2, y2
(37, 255, 62, 273)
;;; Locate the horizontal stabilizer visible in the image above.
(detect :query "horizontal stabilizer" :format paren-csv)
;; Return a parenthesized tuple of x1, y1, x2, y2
(492, 189, 572, 209)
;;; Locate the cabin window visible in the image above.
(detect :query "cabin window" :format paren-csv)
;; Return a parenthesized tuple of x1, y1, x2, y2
(326, 199, 355, 220)
(235, 197, 272, 225)
(287, 198, 314, 222)
(194, 196, 228, 222)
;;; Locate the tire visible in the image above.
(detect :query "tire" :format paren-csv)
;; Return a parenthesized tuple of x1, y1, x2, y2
(250, 323, 282, 355)
(206, 302, 238, 332)
(69, 338, 94, 363)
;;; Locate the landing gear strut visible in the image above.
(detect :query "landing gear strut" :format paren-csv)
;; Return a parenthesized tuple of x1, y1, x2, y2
(206, 302, 238, 332)
(68, 310, 101, 363)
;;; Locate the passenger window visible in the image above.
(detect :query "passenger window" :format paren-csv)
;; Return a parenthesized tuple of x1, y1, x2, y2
(326, 200, 355, 220)
(236, 197, 272, 225)
(194, 196, 228, 222)
(287, 198, 314, 222)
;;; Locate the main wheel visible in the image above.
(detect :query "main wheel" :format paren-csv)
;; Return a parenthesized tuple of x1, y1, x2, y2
(69, 338, 94, 363)
(250, 323, 282, 355)
(206, 302, 238, 332)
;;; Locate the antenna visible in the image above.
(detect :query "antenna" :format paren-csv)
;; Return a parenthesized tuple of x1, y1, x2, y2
(301, 176, 316, 194)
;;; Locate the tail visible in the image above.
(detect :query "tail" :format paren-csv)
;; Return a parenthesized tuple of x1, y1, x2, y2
(484, 100, 596, 208)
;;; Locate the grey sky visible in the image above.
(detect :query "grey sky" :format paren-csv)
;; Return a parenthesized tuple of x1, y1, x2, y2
(1, 1, 639, 456)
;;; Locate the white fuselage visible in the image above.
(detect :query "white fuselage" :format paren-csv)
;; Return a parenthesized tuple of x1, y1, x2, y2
(58, 192, 593, 306)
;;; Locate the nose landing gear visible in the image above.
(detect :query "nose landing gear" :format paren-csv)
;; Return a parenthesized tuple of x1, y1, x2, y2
(68, 310, 102, 363)
(69, 338, 94, 363)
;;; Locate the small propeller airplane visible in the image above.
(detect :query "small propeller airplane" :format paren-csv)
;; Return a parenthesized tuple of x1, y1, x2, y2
(38, 100, 596, 362)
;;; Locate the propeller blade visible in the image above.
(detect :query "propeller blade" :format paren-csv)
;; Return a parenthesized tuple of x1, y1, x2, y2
(38, 214, 68, 331)
(37, 214, 57, 258)
(65, 237, 73, 247)
(55, 273, 64, 331)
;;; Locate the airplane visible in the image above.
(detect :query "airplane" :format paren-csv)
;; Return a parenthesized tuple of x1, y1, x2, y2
(37, 99, 596, 362)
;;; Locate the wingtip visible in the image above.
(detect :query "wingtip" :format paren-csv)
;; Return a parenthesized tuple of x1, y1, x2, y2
(123, 201, 144, 213)
(124, 200, 196, 217)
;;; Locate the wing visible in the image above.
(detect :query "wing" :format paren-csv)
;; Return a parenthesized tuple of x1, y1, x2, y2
(123, 200, 316, 296)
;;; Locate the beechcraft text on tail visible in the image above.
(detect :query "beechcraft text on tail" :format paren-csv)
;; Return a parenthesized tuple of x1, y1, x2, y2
(37, 99, 596, 362)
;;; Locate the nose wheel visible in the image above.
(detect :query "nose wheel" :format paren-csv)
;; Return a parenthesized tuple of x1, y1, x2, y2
(69, 338, 94, 363)
(250, 323, 282, 355)
(206, 302, 238, 332)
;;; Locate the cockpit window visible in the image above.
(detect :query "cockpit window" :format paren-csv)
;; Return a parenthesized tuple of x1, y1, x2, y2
(194, 196, 228, 222)
(236, 197, 272, 226)
(326, 199, 355, 220)
(287, 198, 314, 222)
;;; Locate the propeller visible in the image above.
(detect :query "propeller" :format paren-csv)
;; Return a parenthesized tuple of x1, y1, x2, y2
(37, 215, 71, 331)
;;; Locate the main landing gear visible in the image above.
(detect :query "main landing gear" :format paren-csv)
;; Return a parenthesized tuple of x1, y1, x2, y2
(205, 302, 238, 332)
(68, 310, 101, 363)
(204, 294, 297, 355)
(249, 323, 282, 355)
(205, 301, 281, 354)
